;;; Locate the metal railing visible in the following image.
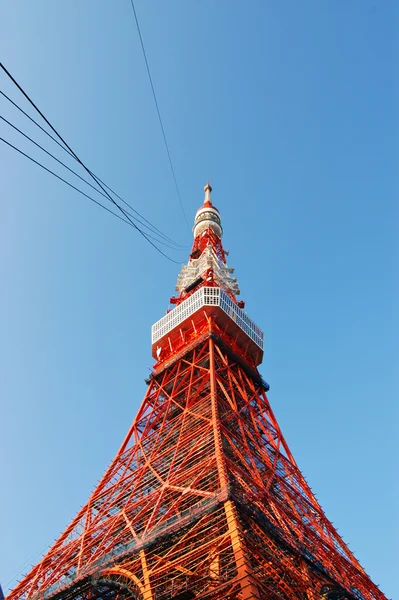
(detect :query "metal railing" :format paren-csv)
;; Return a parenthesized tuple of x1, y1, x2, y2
(152, 287, 264, 350)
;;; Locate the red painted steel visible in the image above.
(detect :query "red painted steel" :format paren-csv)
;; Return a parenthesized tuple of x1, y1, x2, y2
(7, 186, 386, 600)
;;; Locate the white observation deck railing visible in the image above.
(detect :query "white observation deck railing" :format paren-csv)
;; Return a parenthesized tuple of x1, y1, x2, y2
(152, 287, 264, 350)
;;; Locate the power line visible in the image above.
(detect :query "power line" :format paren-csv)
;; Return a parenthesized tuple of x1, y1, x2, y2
(0, 136, 181, 262)
(0, 114, 184, 250)
(0, 89, 188, 248)
(0, 137, 133, 228)
(129, 0, 189, 229)
(0, 135, 181, 257)
(0, 64, 178, 255)
(0, 62, 181, 263)
(1, 89, 75, 159)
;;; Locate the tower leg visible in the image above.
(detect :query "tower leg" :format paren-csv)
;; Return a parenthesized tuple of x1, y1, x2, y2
(224, 500, 261, 600)
(140, 550, 154, 600)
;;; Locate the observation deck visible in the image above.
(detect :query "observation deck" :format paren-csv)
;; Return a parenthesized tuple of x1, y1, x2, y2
(152, 287, 264, 366)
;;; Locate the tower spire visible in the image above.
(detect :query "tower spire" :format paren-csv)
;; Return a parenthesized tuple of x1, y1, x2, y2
(171, 184, 240, 312)
(204, 180, 212, 205)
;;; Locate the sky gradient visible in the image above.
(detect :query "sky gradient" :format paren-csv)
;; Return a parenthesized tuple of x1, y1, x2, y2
(0, 1, 397, 598)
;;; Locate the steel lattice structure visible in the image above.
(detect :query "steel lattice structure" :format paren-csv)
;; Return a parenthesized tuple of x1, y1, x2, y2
(8, 184, 386, 600)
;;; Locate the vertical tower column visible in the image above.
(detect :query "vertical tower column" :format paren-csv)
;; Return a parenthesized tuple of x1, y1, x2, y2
(209, 336, 261, 599)
(209, 337, 229, 496)
(140, 550, 154, 600)
(224, 500, 261, 600)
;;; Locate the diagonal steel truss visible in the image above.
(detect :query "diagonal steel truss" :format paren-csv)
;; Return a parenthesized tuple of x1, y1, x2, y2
(7, 328, 386, 600)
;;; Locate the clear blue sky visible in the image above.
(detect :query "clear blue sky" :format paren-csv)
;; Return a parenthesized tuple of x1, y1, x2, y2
(0, 1, 397, 597)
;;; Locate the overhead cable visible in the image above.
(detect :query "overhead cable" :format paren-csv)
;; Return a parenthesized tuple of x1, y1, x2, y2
(129, 0, 189, 229)
(0, 62, 181, 263)
(0, 89, 187, 248)
(1, 137, 182, 257)
(0, 114, 184, 250)
(0, 137, 135, 228)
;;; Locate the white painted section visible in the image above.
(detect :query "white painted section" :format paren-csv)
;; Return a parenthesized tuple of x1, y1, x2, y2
(152, 287, 264, 350)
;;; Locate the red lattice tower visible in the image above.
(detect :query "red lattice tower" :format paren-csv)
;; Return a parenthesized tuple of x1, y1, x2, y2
(8, 184, 386, 600)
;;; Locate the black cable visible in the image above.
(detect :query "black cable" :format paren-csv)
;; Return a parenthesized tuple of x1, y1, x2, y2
(0, 137, 132, 227)
(1, 88, 188, 248)
(0, 137, 182, 260)
(0, 84, 183, 249)
(0, 89, 75, 159)
(0, 114, 184, 250)
(129, 0, 189, 229)
(0, 62, 180, 263)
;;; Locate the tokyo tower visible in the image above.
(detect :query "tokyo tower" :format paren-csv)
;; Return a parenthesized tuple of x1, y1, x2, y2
(8, 184, 386, 600)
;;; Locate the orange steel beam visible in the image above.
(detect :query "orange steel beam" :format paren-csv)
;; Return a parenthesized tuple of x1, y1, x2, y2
(209, 336, 229, 496)
(224, 499, 262, 600)
(139, 550, 153, 600)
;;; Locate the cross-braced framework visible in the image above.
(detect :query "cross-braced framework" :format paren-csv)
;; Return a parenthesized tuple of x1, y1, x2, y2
(8, 185, 386, 600)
